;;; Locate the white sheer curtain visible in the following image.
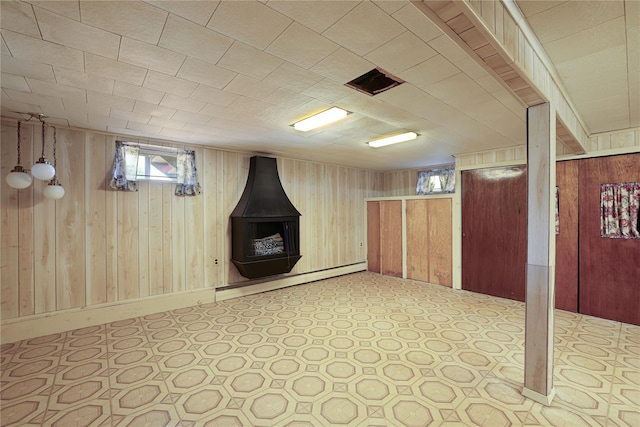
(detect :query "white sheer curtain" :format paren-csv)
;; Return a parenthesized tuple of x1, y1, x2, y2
(109, 141, 139, 192)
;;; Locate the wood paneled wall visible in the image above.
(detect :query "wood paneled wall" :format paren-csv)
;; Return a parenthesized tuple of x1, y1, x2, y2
(0, 120, 383, 321)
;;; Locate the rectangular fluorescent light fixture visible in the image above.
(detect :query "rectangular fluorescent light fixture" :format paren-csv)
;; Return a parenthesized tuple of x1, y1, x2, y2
(293, 107, 348, 131)
(368, 132, 418, 148)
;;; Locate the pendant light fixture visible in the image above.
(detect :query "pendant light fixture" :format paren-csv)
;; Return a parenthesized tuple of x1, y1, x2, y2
(5, 120, 33, 189)
(31, 116, 56, 181)
(43, 126, 65, 200)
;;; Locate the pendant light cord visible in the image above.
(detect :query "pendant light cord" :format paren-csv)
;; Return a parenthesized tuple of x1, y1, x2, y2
(16, 120, 23, 164)
(52, 127, 57, 169)
(40, 119, 46, 158)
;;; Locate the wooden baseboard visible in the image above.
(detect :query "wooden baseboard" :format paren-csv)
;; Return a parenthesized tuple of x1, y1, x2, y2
(0, 263, 366, 344)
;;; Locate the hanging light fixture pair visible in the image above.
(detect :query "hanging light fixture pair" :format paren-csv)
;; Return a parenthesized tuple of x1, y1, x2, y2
(5, 114, 65, 199)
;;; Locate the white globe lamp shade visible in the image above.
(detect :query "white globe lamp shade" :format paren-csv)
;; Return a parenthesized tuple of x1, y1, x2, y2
(6, 166, 33, 189)
(43, 179, 65, 200)
(31, 158, 56, 180)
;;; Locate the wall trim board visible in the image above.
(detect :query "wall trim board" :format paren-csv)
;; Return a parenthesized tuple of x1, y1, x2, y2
(0, 264, 365, 344)
(216, 263, 366, 302)
(365, 194, 454, 202)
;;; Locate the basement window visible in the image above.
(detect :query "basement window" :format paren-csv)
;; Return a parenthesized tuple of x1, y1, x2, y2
(130, 144, 178, 182)
(416, 166, 456, 194)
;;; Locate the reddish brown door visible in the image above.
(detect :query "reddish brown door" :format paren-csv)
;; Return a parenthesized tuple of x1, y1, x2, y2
(462, 166, 527, 301)
(380, 200, 403, 277)
(578, 153, 640, 325)
(555, 160, 579, 312)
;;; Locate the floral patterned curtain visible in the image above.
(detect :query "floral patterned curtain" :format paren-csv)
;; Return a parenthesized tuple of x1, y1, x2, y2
(109, 141, 139, 192)
(555, 186, 560, 235)
(175, 150, 201, 196)
(601, 182, 640, 239)
(416, 167, 455, 194)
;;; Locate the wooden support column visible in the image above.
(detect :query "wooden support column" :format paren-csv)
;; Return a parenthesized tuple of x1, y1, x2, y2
(523, 102, 556, 406)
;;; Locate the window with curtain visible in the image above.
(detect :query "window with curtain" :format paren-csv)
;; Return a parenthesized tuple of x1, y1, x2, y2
(109, 142, 201, 196)
(600, 182, 640, 239)
(416, 166, 455, 195)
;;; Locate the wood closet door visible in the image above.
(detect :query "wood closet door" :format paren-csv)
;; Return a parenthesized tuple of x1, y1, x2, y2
(367, 201, 381, 273)
(380, 200, 403, 277)
(555, 160, 579, 312)
(462, 167, 527, 301)
(406, 199, 452, 286)
(578, 153, 640, 325)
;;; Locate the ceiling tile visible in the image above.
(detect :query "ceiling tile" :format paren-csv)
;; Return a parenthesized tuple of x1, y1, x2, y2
(111, 108, 152, 124)
(34, 6, 120, 59)
(453, 56, 490, 80)
(133, 101, 177, 118)
(1, 37, 9, 56)
(3, 88, 65, 112)
(190, 84, 239, 107)
(28, 1, 80, 20)
(372, 1, 406, 15)
(262, 87, 313, 107)
(177, 57, 237, 89)
(125, 120, 163, 134)
(171, 110, 212, 125)
(428, 35, 469, 63)
(160, 94, 206, 114)
(0, 1, 40, 38)
(113, 81, 165, 104)
(159, 14, 232, 65)
(207, 1, 291, 50)
(143, 71, 197, 97)
(401, 55, 461, 90)
(85, 53, 147, 86)
(525, 1, 624, 44)
(1, 54, 55, 81)
(119, 37, 186, 75)
(310, 48, 375, 84)
(223, 74, 279, 100)
(266, 1, 357, 33)
(25, 78, 87, 104)
(263, 62, 325, 92)
(516, 1, 567, 17)
(1, 72, 30, 92)
(266, 23, 339, 70)
(150, 116, 186, 130)
(80, 1, 168, 44)
(543, 16, 626, 66)
(302, 78, 355, 103)
(53, 68, 115, 94)
(218, 42, 284, 80)
(392, 3, 443, 43)
(87, 90, 135, 112)
(426, 73, 492, 111)
(145, 1, 218, 26)
(365, 31, 438, 75)
(323, 2, 405, 55)
(1, 30, 84, 71)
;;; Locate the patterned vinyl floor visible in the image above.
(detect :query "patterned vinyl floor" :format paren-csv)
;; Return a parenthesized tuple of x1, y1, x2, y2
(0, 272, 638, 426)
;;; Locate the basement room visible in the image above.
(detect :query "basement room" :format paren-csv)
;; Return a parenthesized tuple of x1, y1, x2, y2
(1, 0, 638, 426)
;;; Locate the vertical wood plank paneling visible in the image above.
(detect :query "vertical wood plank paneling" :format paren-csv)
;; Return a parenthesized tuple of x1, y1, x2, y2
(105, 137, 118, 302)
(117, 190, 139, 301)
(406, 200, 429, 282)
(85, 133, 107, 305)
(31, 126, 56, 314)
(202, 149, 218, 289)
(325, 165, 338, 268)
(1, 123, 21, 319)
(223, 151, 241, 284)
(56, 129, 86, 309)
(366, 201, 381, 273)
(185, 146, 204, 290)
(296, 160, 310, 273)
(148, 181, 164, 295)
(172, 179, 185, 293)
(428, 198, 453, 286)
(307, 162, 320, 272)
(137, 181, 150, 297)
(380, 200, 403, 277)
(215, 151, 225, 288)
(18, 126, 34, 317)
(162, 177, 173, 294)
(337, 166, 348, 265)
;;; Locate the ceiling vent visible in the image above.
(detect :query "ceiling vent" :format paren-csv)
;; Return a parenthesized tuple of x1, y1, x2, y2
(345, 67, 405, 96)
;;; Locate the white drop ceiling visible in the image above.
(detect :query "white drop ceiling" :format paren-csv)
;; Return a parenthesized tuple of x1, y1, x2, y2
(0, 0, 636, 171)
